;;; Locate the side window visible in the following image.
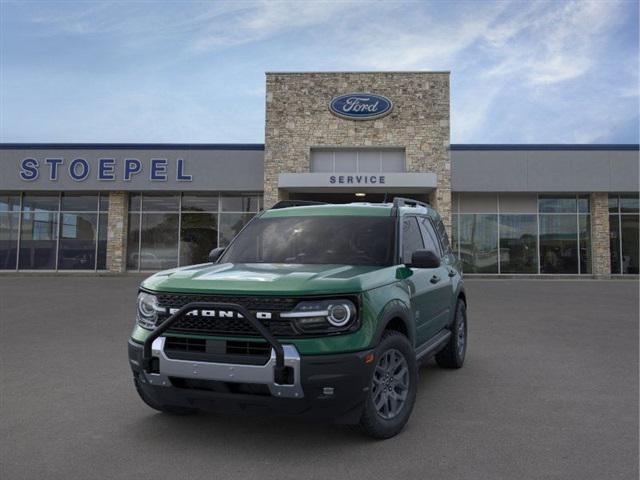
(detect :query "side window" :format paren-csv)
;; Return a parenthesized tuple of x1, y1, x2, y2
(418, 217, 441, 256)
(402, 217, 424, 264)
(435, 218, 452, 254)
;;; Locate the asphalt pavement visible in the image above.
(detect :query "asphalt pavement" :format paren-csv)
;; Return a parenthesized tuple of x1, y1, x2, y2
(1, 276, 638, 480)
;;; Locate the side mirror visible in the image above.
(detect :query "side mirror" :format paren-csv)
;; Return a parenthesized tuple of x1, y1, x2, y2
(408, 249, 440, 269)
(208, 247, 225, 263)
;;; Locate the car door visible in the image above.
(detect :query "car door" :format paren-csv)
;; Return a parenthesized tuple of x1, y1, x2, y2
(400, 216, 440, 346)
(415, 216, 452, 342)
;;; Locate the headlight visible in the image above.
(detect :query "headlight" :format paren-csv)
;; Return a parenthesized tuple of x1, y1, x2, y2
(281, 299, 357, 333)
(136, 292, 160, 329)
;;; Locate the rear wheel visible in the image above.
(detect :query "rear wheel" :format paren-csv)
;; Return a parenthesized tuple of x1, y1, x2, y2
(359, 331, 418, 439)
(133, 377, 197, 415)
(435, 299, 467, 369)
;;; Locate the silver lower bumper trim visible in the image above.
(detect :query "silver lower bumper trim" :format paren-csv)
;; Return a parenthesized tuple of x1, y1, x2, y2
(142, 337, 304, 399)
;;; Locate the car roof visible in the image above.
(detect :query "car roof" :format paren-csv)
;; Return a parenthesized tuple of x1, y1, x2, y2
(261, 202, 436, 218)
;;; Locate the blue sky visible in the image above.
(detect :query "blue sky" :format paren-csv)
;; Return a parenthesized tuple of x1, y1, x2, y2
(1, 0, 638, 144)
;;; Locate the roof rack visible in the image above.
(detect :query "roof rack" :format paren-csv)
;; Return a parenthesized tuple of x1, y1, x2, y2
(271, 200, 328, 209)
(392, 197, 430, 209)
(390, 197, 430, 216)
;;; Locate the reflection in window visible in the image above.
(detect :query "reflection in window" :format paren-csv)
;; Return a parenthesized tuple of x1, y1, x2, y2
(608, 194, 639, 274)
(19, 211, 58, 269)
(220, 213, 254, 246)
(538, 196, 577, 213)
(58, 213, 98, 270)
(139, 213, 179, 270)
(180, 213, 218, 265)
(539, 215, 578, 274)
(579, 215, 591, 274)
(499, 215, 537, 273)
(458, 214, 498, 273)
(0, 212, 19, 269)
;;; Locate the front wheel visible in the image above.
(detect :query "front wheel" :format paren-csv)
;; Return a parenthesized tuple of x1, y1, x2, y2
(358, 331, 418, 439)
(435, 299, 467, 369)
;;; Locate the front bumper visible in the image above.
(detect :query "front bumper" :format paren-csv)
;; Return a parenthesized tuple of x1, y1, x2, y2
(128, 339, 375, 423)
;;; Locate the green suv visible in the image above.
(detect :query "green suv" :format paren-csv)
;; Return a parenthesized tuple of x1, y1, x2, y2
(128, 198, 467, 438)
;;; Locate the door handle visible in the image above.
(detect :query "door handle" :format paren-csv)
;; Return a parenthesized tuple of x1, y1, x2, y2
(430, 275, 440, 284)
(448, 269, 457, 277)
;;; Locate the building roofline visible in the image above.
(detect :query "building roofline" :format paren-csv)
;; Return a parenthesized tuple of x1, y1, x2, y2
(450, 144, 640, 151)
(0, 143, 637, 151)
(265, 71, 451, 74)
(0, 143, 265, 151)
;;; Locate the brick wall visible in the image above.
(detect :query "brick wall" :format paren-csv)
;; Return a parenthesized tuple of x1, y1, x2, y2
(106, 191, 128, 273)
(591, 192, 611, 277)
(264, 72, 451, 232)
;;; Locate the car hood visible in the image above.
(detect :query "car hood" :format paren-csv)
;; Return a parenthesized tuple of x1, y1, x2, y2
(141, 263, 398, 295)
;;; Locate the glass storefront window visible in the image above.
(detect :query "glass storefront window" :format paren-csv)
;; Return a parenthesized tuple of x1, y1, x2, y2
(61, 193, 99, 211)
(142, 193, 180, 212)
(127, 213, 141, 270)
(57, 212, 98, 269)
(458, 214, 498, 273)
(620, 194, 639, 214)
(220, 194, 260, 213)
(538, 196, 577, 213)
(139, 213, 179, 270)
(499, 215, 537, 273)
(579, 215, 591, 274)
(0, 192, 21, 212)
(0, 212, 19, 269)
(181, 193, 219, 212)
(180, 213, 218, 265)
(126, 192, 260, 270)
(620, 216, 639, 274)
(609, 194, 639, 274)
(19, 211, 58, 269)
(539, 215, 578, 274)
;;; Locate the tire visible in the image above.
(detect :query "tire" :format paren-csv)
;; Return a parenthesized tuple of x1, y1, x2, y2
(133, 377, 197, 415)
(359, 331, 418, 439)
(435, 299, 467, 369)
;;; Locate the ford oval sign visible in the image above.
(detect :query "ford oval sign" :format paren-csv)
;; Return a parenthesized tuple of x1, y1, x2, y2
(329, 93, 393, 120)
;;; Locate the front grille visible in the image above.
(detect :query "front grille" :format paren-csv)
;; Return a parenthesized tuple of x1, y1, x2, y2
(155, 293, 299, 337)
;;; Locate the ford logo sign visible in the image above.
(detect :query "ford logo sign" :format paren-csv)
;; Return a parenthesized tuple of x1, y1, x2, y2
(329, 93, 393, 120)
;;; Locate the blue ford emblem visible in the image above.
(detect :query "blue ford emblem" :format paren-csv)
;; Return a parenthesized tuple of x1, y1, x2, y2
(329, 93, 393, 120)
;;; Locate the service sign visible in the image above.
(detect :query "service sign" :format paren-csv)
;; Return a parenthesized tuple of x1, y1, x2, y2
(329, 93, 393, 120)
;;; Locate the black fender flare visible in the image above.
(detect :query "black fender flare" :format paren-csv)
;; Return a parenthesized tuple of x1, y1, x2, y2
(370, 299, 415, 348)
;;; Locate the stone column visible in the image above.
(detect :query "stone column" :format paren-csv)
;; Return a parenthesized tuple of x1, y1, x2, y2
(590, 192, 611, 277)
(106, 191, 129, 273)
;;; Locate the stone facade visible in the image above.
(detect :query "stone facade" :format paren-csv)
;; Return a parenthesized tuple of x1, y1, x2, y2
(264, 72, 451, 231)
(106, 191, 129, 273)
(590, 192, 611, 277)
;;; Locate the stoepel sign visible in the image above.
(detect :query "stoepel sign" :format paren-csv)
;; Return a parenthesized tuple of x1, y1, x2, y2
(19, 157, 192, 182)
(329, 93, 393, 120)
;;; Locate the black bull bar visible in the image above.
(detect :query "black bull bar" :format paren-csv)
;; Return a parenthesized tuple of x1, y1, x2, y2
(142, 302, 288, 383)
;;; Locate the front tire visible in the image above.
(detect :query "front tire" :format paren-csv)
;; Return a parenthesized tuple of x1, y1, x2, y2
(435, 299, 467, 369)
(359, 331, 418, 439)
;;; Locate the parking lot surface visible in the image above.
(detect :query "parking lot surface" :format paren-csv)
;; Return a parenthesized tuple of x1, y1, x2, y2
(1, 276, 638, 480)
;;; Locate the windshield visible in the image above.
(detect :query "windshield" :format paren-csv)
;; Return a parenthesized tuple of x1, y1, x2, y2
(220, 215, 395, 266)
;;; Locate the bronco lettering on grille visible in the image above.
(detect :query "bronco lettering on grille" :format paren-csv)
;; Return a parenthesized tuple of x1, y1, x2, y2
(167, 308, 272, 320)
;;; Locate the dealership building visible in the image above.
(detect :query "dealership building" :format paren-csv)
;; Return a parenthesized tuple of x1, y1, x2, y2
(0, 72, 638, 276)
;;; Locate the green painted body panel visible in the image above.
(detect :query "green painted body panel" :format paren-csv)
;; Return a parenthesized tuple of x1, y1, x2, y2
(130, 203, 465, 357)
(130, 279, 412, 354)
(141, 263, 399, 295)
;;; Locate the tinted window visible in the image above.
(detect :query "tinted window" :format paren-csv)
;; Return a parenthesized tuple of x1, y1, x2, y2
(221, 216, 395, 266)
(402, 217, 424, 264)
(418, 217, 441, 256)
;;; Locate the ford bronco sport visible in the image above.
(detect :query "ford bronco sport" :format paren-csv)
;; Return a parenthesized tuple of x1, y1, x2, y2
(128, 198, 467, 438)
